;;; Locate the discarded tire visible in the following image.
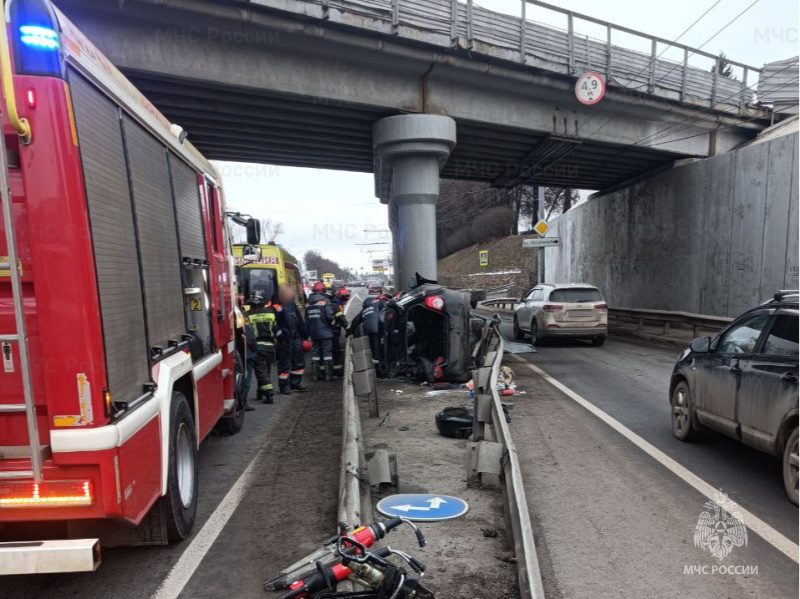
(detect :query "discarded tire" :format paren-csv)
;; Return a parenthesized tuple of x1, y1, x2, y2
(435, 406, 474, 439)
(436, 404, 513, 439)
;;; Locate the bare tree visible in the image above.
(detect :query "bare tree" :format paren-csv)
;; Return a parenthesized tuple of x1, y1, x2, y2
(261, 219, 284, 243)
(229, 216, 285, 244)
(544, 187, 579, 220)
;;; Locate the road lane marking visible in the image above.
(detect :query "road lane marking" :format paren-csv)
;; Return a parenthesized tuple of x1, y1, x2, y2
(511, 354, 800, 564)
(150, 446, 268, 599)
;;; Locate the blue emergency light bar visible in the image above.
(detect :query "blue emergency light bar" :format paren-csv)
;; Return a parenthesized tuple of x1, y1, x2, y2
(19, 25, 59, 50)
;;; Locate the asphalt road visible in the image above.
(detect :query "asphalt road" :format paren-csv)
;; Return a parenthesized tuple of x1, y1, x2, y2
(4, 296, 796, 598)
(493, 317, 798, 541)
(489, 314, 798, 598)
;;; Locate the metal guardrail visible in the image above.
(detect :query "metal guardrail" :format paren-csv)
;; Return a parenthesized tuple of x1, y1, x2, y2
(338, 338, 373, 592)
(479, 298, 734, 337)
(487, 282, 515, 295)
(470, 317, 545, 599)
(481, 297, 520, 311)
(609, 307, 733, 337)
(259, 0, 762, 114)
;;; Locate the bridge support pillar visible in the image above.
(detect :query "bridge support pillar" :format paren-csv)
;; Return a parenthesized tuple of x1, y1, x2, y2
(373, 115, 456, 290)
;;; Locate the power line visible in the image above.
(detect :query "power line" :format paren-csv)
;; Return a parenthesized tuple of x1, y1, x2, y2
(514, 0, 765, 191)
(575, 0, 725, 136)
(635, 61, 798, 147)
(642, 101, 798, 148)
(577, 0, 762, 140)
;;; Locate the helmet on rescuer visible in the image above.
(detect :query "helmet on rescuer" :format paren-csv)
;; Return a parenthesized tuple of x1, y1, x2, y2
(312, 281, 326, 293)
(337, 287, 351, 301)
(249, 289, 267, 306)
(301, 340, 312, 352)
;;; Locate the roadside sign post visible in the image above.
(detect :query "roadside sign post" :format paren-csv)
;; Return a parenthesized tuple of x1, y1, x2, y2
(537, 187, 545, 284)
(479, 250, 489, 290)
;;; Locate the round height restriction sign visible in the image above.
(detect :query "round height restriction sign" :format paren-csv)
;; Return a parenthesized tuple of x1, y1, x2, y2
(575, 71, 606, 105)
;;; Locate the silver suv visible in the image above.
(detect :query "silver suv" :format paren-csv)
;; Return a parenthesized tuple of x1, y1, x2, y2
(513, 283, 608, 346)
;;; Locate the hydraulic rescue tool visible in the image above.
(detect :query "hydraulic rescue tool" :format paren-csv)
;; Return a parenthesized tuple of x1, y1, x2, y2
(265, 517, 436, 599)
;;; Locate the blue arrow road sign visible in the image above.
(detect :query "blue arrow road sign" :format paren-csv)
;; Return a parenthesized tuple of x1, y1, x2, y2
(376, 494, 469, 522)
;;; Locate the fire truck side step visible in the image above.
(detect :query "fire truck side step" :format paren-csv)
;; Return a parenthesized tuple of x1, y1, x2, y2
(0, 444, 50, 460)
(0, 404, 26, 413)
(0, 470, 34, 480)
(0, 538, 101, 575)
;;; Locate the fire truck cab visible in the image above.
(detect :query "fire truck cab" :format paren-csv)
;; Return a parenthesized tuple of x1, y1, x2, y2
(0, 0, 249, 573)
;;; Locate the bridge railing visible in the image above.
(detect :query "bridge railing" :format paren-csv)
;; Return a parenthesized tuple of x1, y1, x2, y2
(301, 0, 763, 114)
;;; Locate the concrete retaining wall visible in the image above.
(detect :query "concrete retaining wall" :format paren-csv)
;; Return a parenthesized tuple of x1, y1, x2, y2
(545, 132, 799, 317)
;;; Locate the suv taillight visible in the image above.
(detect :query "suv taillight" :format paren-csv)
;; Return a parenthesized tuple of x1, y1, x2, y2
(542, 304, 562, 312)
(594, 303, 608, 311)
(425, 295, 445, 311)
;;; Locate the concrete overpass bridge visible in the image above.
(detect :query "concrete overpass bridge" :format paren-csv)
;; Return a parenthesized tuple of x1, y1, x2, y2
(56, 0, 781, 287)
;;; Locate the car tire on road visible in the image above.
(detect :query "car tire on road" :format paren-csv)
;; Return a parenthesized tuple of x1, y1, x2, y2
(163, 391, 199, 542)
(530, 319, 538, 345)
(591, 336, 606, 347)
(782, 427, 799, 506)
(513, 316, 525, 341)
(220, 351, 246, 435)
(670, 381, 697, 442)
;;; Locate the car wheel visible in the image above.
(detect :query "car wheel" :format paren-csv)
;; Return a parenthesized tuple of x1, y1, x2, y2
(513, 316, 525, 341)
(220, 351, 246, 435)
(671, 381, 696, 442)
(530, 318, 538, 345)
(163, 392, 199, 542)
(591, 336, 606, 347)
(782, 427, 799, 506)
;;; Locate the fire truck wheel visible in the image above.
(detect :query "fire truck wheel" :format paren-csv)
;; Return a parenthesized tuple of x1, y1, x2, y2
(220, 351, 246, 435)
(164, 392, 198, 543)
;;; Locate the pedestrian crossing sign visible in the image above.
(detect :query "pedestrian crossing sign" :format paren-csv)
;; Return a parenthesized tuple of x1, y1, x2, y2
(479, 250, 488, 267)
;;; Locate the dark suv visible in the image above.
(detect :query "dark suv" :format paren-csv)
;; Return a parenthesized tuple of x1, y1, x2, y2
(379, 284, 475, 383)
(670, 291, 799, 504)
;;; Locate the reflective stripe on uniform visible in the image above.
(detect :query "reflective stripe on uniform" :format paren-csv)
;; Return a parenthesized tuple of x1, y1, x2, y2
(279, 372, 290, 380)
(291, 369, 305, 375)
(259, 383, 273, 390)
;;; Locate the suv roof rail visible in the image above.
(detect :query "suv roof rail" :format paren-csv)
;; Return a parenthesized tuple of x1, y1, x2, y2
(773, 289, 799, 302)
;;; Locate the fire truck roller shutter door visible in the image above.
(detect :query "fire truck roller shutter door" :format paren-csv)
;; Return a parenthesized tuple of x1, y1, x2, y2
(122, 116, 185, 349)
(169, 152, 214, 356)
(168, 154, 207, 261)
(69, 70, 150, 403)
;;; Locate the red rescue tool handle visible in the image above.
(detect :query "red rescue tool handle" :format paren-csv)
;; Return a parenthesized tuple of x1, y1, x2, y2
(279, 517, 424, 599)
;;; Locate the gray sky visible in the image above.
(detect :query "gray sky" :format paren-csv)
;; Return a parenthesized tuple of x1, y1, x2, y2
(216, 0, 799, 273)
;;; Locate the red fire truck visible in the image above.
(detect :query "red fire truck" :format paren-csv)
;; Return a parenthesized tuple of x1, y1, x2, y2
(0, 0, 251, 573)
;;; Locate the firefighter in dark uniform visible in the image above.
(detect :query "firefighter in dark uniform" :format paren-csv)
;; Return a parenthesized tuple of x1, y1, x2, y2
(326, 286, 350, 379)
(247, 289, 277, 403)
(306, 281, 337, 382)
(275, 285, 308, 395)
(348, 294, 387, 373)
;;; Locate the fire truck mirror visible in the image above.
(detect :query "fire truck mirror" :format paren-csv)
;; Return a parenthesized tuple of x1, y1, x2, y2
(242, 245, 262, 263)
(246, 219, 261, 245)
